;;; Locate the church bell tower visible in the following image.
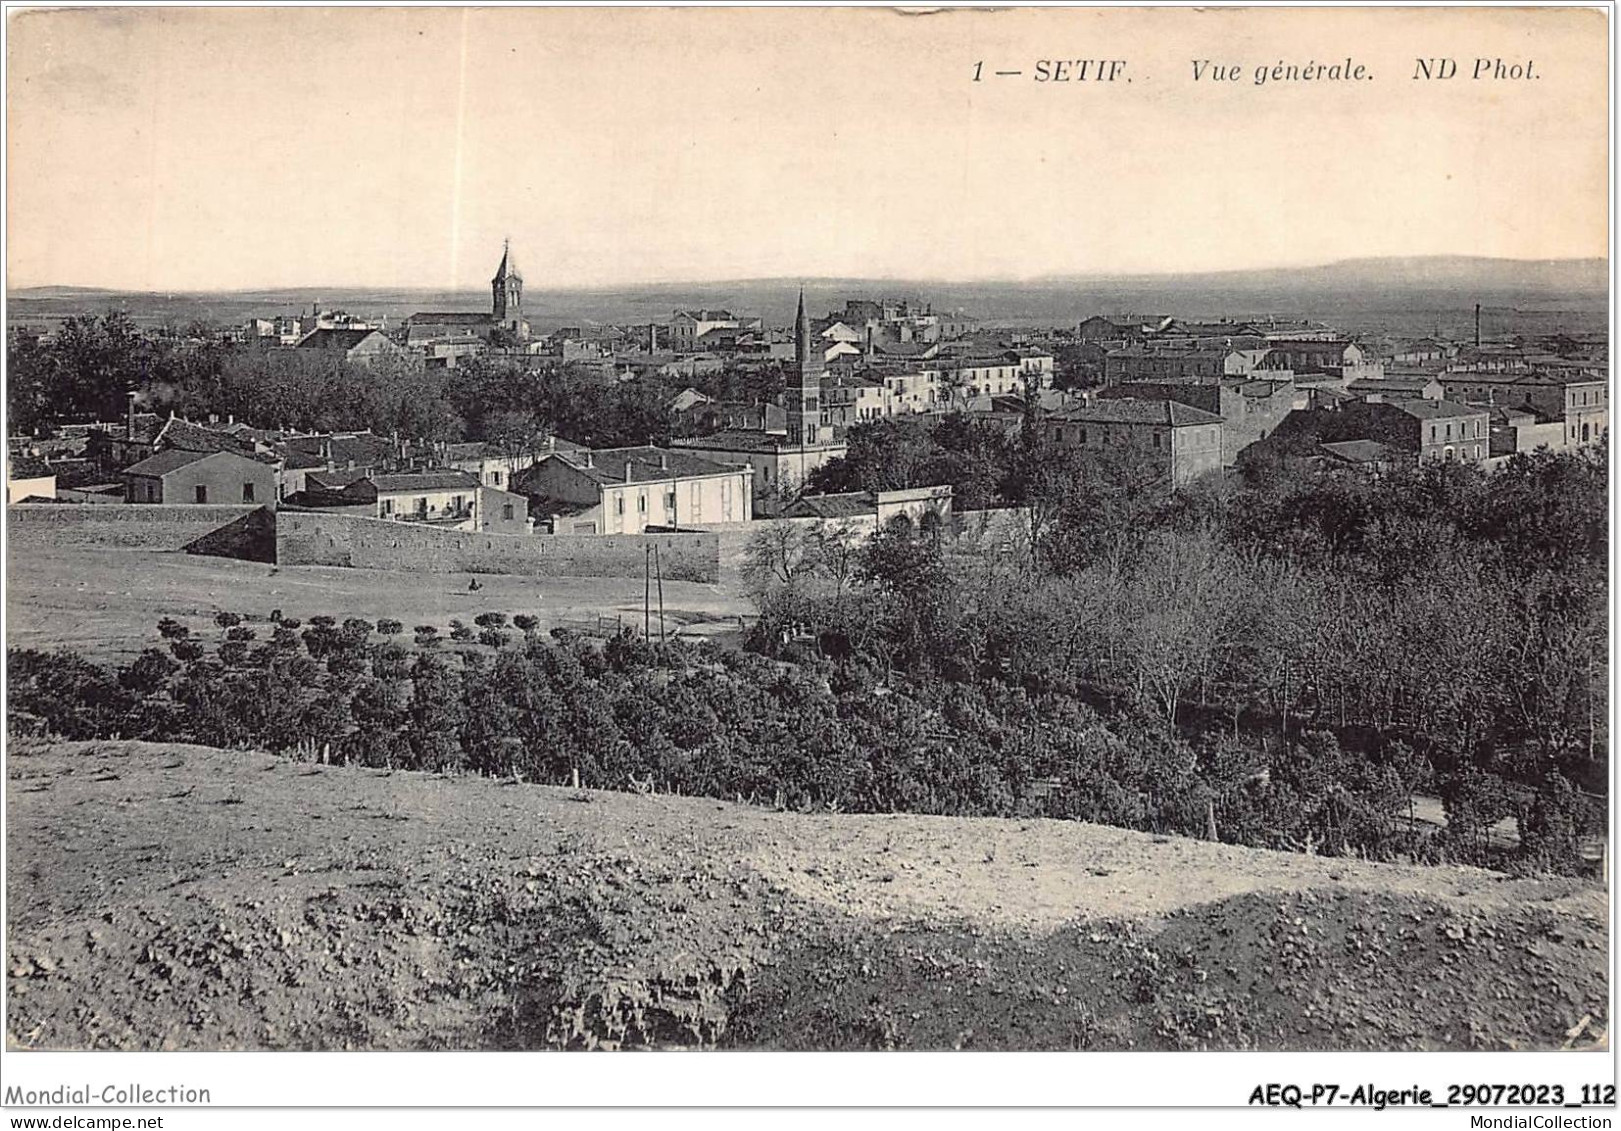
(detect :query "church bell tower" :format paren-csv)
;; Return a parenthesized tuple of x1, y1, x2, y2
(491, 239, 523, 330)
(788, 287, 824, 447)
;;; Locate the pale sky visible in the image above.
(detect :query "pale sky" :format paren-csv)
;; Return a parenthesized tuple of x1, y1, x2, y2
(6, 5, 1610, 291)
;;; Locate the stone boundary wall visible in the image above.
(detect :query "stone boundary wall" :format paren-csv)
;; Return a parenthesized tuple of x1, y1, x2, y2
(6, 503, 260, 550)
(651, 518, 855, 584)
(277, 509, 721, 583)
(662, 507, 1029, 581)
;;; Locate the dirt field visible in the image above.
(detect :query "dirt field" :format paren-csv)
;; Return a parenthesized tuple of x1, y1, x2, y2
(7, 740, 1608, 1051)
(5, 544, 751, 664)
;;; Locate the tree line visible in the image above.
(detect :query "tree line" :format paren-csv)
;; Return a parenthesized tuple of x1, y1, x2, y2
(744, 434, 1607, 874)
(5, 608, 1462, 867)
(8, 313, 675, 451)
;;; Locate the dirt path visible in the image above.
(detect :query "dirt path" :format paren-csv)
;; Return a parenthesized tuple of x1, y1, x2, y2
(7, 740, 1608, 1051)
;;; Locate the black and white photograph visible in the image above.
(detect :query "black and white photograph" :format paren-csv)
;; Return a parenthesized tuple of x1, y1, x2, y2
(0, 1, 1613, 1121)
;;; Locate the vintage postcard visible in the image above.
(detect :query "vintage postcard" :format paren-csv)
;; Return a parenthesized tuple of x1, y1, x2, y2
(2, 1, 1612, 1120)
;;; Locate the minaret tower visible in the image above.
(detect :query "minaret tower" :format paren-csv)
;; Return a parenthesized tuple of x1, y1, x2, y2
(491, 239, 523, 329)
(788, 287, 824, 447)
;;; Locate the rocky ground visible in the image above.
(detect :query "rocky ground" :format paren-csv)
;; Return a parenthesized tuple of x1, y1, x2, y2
(6, 739, 1608, 1051)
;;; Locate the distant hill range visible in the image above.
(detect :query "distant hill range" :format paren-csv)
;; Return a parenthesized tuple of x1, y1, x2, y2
(8, 256, 1606, 336)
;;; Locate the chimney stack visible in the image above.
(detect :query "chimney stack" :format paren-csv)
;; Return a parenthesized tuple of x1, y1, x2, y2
(624, 461, 634, 483)
(126, 390, 137, 440)
(659, 451, 669, 470)
(583, 450, 594, 468)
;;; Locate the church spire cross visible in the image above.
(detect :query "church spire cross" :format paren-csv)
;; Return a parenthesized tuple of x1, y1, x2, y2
(492, 238, 520, 284)
(794, 285, 813, 366)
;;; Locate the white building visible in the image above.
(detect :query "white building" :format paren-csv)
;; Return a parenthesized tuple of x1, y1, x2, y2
(515, 446, 754, 534)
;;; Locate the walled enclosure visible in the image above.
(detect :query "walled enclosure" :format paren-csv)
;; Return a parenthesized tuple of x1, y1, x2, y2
(7, 503, 722, 583)
(6, 504, 261, 549)
(276, 509, 721, 583)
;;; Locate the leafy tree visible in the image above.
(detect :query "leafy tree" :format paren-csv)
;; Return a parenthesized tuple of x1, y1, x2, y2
(302, 622, 341, 659)
(857, 515, 959, 673)
(408, 654, 467, 773)
(344, 678, 409, 768)
(9, 649, 136, 738)
(372, 643, 412, 681)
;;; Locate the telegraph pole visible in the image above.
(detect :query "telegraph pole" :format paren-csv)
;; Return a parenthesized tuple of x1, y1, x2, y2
(1588, 634, 1596, 762)
(655, 545, 667, 649)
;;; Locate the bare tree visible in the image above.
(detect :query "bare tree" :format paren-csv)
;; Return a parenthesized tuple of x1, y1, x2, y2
(805, 520, 863, 599)
(740, 521, 821, 605)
